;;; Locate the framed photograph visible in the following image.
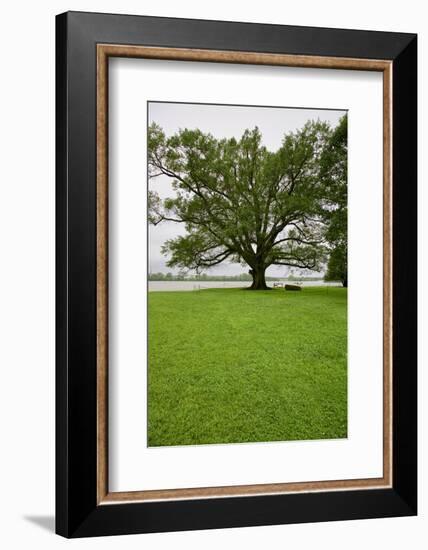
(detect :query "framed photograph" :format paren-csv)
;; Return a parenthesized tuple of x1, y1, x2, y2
(56, 11, 417, 538)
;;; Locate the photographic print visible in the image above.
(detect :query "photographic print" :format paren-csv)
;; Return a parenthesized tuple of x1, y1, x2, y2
(147, 101, 348, 447)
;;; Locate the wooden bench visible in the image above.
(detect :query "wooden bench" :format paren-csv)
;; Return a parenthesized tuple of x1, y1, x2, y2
(285, 284, 302, 291)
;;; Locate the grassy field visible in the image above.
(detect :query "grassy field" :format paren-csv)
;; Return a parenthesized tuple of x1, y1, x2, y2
(148, 287, 347, 447)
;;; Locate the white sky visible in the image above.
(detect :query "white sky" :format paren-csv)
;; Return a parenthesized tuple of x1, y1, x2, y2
(148, 101, 346, 277)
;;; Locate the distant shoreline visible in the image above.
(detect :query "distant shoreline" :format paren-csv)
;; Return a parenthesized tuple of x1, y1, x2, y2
(148, 276, 326, 283)
(148, 280, 342, 292)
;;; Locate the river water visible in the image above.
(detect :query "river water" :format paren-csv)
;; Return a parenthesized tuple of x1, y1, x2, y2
(148, 281, 341, 292)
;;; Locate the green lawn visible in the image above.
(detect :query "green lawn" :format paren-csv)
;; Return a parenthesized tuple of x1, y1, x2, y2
(148, 287, 347, 446)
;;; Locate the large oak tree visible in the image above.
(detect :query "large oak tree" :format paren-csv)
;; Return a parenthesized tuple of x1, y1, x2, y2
(148, 120, 337, 290)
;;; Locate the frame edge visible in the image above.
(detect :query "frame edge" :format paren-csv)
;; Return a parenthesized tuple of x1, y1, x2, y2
(55, 11, 69, 538)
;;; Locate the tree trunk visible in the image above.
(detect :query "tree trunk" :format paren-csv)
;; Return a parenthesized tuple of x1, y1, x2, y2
(248, 266, 270, 290)
(342, 275, 348, 288)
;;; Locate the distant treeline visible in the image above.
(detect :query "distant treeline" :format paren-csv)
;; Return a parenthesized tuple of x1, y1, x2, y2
(148, 272, 324, 282)
(149, 272, 254, 281)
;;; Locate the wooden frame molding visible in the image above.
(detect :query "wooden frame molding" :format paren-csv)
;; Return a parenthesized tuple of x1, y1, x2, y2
(96, 44, 393, 505)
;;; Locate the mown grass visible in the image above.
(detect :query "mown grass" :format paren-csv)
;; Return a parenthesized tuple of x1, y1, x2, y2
(148, 287, 347, 446)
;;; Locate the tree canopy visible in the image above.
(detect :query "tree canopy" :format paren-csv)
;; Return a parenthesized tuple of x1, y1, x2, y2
(320, 116, 348, 286)
(148, 117, 347, 289)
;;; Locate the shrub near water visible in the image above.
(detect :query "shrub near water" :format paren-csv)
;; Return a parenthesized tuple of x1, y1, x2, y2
(148, 287, 347, 446)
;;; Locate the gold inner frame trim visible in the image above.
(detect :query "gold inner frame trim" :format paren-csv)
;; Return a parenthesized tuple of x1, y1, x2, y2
(96, 44, 393, 505)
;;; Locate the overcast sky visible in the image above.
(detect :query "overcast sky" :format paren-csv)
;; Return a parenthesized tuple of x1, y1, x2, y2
(148, 101, 346, 277)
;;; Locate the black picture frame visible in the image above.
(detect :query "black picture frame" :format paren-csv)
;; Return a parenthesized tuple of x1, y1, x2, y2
(56, 11, 417, 538)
